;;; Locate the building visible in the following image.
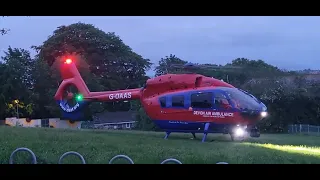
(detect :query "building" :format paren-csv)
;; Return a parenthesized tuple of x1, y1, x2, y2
(3, 117, 82, 129)
(92, 111, 137, 130)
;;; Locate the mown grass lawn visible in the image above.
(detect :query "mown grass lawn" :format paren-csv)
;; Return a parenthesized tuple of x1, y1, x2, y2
(0, 126, 319, 164)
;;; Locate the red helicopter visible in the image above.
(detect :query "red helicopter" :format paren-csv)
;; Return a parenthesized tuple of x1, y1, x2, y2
(54, 57, 268, 142)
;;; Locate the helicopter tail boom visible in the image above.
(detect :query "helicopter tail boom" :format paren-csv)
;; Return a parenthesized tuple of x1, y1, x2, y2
(54, 57, 142, 121)
(54, 58, 142, 102)
(85, 89, 142, 101)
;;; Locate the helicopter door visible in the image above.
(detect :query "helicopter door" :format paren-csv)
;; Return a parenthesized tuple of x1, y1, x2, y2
(212, 90, 234, 111)
(190, 92, 213, 110)
(170, 95, 186, 109)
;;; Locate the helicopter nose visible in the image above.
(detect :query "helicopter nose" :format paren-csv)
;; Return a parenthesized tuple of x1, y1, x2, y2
(260, 102, 268, 117)
(261, 102, 267, 111)
(239, 102, 268, 120)
(260, 111, 268, 118)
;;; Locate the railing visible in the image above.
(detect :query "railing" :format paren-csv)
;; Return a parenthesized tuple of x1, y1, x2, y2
(288, 124, 320, 136)
(8, 147, 229, 164)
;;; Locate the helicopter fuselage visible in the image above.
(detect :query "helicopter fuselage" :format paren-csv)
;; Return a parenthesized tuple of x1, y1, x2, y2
(55, 60, 267, 141)
(140, 74, 267, 134)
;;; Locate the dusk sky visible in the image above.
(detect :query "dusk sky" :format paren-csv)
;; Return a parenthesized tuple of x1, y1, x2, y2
(1, 16, 320, 76)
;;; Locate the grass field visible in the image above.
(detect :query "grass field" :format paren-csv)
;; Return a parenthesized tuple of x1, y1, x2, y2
(0, 126, 320, 164)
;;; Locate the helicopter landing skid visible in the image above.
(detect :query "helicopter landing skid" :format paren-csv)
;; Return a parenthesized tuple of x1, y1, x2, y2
(191, 132, 196, 139)
(201, 123, 210, 142)
(164, 132, 171, 139)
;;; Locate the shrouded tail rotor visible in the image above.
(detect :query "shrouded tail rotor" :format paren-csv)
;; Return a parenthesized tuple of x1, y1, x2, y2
(55, 56, 91, 121)
(54, 55, 143, 121)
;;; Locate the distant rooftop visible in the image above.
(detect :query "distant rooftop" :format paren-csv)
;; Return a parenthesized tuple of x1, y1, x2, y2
(92, 111, 137, 124)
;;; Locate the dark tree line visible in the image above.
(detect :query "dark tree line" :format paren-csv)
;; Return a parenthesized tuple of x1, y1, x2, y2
(0, 23, 151, 120)
(1, 22, 319, 133)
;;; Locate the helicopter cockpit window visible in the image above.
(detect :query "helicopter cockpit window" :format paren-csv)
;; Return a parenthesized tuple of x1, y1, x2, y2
(213, 92, 232, 110)
(159, 97, 166, 107)
(172, 95, 185, 107)
(191, 92, 212, 108)
(223, 88, 261, 110)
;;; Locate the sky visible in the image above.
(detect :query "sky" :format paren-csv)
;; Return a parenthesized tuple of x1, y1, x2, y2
(1, 16, 320, 76)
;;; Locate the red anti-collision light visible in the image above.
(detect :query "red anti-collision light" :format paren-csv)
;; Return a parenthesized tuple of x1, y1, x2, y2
(65, 59, 72, 64)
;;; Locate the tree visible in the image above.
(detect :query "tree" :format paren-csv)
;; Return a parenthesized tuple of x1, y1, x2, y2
(224, 58, 285, 86)
(1, 16, 9, 35)
(154, 54, 187, 76)
(0, 28, 9, 35)
(30, 58, 61, 118)
(34, 23, 151, 88)
(0, 63, 8, 118)
(32, 22, 152, 115)
(0, 47, 35, 118)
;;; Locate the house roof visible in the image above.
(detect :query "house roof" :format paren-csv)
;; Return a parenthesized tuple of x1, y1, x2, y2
(92, 111, 137, 124)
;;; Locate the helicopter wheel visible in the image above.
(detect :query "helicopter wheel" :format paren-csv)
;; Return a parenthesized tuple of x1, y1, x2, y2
(250, 128, 261, 138)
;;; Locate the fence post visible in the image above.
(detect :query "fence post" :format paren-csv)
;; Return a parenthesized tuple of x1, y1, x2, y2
(299, 124, 302, 134)
(308, 124, 310, 134)
(318, 126, 319, 136)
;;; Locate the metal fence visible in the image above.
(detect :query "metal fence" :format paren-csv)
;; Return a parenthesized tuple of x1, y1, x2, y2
(8, 147, 229, 164)
(288, 124, 320, 136)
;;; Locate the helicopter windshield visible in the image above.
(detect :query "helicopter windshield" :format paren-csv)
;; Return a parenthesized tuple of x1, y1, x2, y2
(220, 88, 262, 111)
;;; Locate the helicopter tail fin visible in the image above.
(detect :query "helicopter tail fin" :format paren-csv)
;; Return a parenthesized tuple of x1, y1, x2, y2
(54, 57, 91, 121)
(54, 57, 90, 100)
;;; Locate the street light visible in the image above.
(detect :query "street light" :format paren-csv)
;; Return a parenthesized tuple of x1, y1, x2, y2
(13, 99, 19, 119)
